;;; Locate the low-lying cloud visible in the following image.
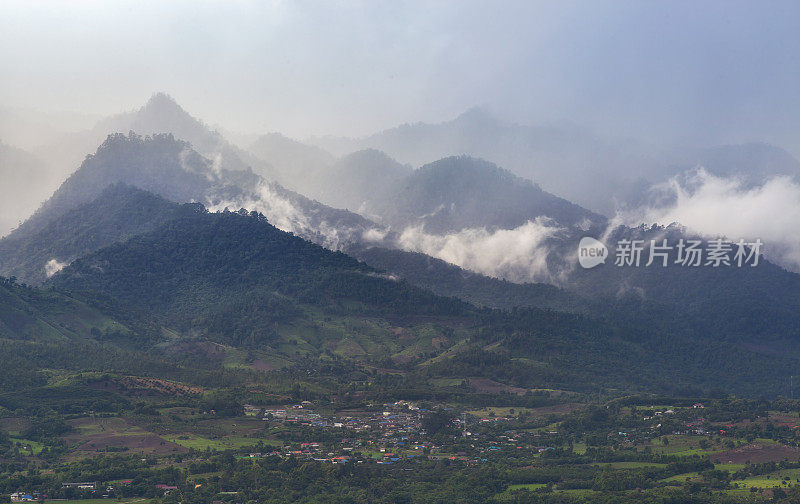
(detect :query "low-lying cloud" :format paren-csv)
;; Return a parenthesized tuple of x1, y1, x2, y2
(396, 218, 563, 283)
(620, 168, 800, 270)
(211, 182, 569, 284)
(45, 258, 68, 277)
(207, 181, 385, 251)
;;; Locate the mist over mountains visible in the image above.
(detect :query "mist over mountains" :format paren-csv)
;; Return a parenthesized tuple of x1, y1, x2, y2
(0, 142, 58, 236)
(6, 6, 800, 500)
(4, 91, 800, 290)
(1, 86, 800, 424)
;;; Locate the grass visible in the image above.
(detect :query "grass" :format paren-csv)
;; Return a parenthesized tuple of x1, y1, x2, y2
(164, 433, 281, 451)
(732, 467, 800, 489)
(731, 477, 794, 489)
(648, 435, 722, 457)
(43, 500, 150, 504)
(715, 463, 746, 472)
(507, 483, 547, 491)
(594, 461, 666, 469)
(661, 471, 699, 482)
(430, 377, 463, 387)
(465, 406, 537, 417)
(10, 437, 45, 455)
(555, 489, 599, 496)
(70, 417, 143, 435)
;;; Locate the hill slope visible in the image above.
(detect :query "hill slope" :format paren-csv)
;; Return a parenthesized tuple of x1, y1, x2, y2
(4, 131, 386, 273)
(49, 208, 466, 346)
(38, 201, 800, 396)
(14, 132, 258, 237)
(0, 184, 196, 285)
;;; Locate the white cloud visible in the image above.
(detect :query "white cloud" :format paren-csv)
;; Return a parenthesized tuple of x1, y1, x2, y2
(207, 181, 386, 251)
(362, 227, 388, 243)
(396, 218, 562, 283)
(620, 168, 800, 270)
(45, 258, 68, 277)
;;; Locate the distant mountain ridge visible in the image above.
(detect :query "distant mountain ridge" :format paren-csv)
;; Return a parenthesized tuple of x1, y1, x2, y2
(367, 155, 602, 233)
(308, 108, 800, 219)
(13, 132, 258, 239)
(308, 108, 664, 215)
(0, 133, 390, 283)
(0, 141, 58, 237)
(95, 93, 279, 181)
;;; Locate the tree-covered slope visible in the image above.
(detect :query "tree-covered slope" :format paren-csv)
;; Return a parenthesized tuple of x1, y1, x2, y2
(560, 224, 800, 348)
(354, 246, 589, 313)
(49, 208, 468, 345)
(0, 184, 196, 285)
(38, 203, 800, 395)
(0, 276, 131, 343)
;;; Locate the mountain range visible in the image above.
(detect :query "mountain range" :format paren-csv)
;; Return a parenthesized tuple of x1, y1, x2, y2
(2, 92, 800, 398)
(307, 108, 800, 218)
(0, 183, 793, 397)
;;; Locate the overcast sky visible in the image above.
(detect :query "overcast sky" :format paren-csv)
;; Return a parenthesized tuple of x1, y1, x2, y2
(2, 0, 799, 151)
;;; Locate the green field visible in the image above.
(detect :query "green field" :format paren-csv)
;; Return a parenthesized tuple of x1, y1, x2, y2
(507, 483, 547, 491)
(10, 437, 45, 455)
(661, 472, 700, 482)
(732, 468, 800, 489)
(594, 461, 666, 469)
(164, 433, 281, 450)
(43, 500, 151, 504)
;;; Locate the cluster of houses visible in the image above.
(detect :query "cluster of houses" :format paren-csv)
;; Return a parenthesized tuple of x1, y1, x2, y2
(258, 400, 425, 437)
(10, 493, 39, 502)
(11, 483, 99, 501)
(244, 400, 564, 464)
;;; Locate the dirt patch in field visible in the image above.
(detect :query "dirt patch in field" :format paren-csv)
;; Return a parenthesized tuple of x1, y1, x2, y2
(252, 360, 274, 372)
(166, 339, 227, 360)
(65, 432, 187, 456)
(64, 417, 187, 456)
(431, 336, 449, 350)
(711, 444, 800, 464)
(468, 378, 527, 395)
(391, 327, 415, 344)
(67, 416, 127, 430)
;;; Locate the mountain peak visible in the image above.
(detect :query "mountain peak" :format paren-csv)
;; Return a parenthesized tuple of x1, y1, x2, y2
(143, 92, 181, 111)
(451, 107, 499, 128)
(137, 92, 196, 125)
(417, 155, 528, 188)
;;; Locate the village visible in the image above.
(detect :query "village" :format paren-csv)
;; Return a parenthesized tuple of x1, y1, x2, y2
(8, 396, 800, 503)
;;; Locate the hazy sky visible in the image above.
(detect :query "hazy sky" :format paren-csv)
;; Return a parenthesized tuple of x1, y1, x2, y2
(2, 0, 799, 151)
